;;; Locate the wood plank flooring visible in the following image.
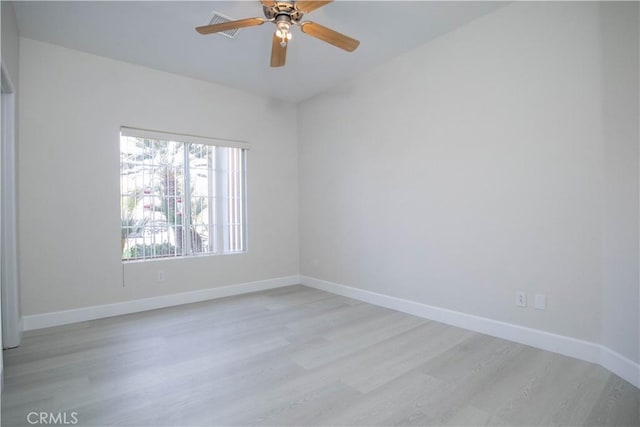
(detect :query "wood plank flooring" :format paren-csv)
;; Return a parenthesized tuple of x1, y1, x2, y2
(2, 285, 638, 426)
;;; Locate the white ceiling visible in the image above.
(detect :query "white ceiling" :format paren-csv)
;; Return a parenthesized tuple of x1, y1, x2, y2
(13, 1, 505, 102)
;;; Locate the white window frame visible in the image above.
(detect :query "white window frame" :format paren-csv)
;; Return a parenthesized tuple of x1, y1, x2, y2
(120, 127, 248, 261)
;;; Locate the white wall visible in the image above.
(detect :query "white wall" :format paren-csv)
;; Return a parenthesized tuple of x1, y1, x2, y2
(18, 38, 299, 316)
(599, 2, 640, 364)
(299, 2, 639, 364)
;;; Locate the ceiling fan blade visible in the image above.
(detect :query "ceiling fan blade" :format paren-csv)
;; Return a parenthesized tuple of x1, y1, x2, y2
(300, 21, 360, 52)
(295, 1, 333, 13)
(270, 34, 288, 67)
(260, 0, 276, 7)
(196, 18, 265, 35)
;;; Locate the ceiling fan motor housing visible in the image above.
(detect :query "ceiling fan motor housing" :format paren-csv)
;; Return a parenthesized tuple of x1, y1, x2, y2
(263, 2, 304, 24)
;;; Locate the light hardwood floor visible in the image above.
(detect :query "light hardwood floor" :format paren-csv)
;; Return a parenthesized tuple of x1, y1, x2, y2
(2, 285, 638, 426)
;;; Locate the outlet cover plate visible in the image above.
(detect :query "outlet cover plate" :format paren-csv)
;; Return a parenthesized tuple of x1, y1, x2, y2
(517, 291, 527, 307)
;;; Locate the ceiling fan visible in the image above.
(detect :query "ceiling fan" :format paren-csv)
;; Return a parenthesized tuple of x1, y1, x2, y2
(195, 0, 360, 67)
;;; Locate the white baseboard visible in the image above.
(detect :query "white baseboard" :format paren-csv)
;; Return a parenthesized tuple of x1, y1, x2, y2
(23, 275, 301, 331)
(600, 346, 640, 389)
(301, 275, 639, 389)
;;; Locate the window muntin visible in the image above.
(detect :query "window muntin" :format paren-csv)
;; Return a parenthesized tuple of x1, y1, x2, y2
(120, 130, 246, 261)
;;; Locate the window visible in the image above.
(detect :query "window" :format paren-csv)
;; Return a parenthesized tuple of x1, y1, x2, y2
(120, 128, 247, 261)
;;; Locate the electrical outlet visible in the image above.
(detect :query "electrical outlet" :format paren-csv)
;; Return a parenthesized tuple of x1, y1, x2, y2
(157, 270, 166, 282)
(516, 291, 527, 307)
(535, 294, 546, 310)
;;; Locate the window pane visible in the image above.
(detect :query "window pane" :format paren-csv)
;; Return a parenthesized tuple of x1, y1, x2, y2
(188, 143, 215, 255)
(222, 147, 246, 253)
(120, 136, 184, 260)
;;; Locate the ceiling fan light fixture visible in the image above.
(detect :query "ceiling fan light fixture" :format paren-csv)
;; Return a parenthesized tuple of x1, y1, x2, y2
(275, 21, 292, 46)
